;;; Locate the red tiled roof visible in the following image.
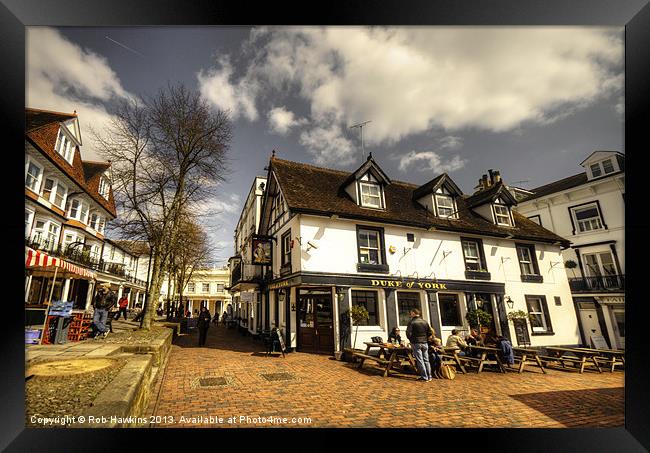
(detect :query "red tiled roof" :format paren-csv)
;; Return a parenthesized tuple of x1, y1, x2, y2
(25, 108, 117, 218)
(269, 157, 570, 246)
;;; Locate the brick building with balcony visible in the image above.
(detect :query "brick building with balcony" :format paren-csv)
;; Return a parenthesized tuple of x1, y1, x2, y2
(25, 108, 149, 325)
(515, 151, 625, 349)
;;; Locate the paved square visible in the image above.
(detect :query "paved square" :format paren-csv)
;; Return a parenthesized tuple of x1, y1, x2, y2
(146, 326, 624, 428)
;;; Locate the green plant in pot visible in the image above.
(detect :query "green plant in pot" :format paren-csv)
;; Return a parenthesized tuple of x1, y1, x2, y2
(348, 305, 369, 351)
(565, 259, 578, 278)
(465, 308, 492, 332)
(507, 310, 534, 323)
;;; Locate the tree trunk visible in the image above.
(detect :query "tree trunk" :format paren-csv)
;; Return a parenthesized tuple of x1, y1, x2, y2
(141, 249, 163, 330)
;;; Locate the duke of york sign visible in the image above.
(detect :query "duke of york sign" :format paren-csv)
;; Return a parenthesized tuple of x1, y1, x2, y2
(370, 279, 447, 290)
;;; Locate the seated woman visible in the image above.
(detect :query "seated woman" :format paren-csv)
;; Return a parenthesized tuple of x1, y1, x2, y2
(387, 327, 403, 345)
(427, 328, 444, 377)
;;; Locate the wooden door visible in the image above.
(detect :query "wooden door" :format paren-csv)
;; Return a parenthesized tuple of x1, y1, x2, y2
(297, 290, 334, 354)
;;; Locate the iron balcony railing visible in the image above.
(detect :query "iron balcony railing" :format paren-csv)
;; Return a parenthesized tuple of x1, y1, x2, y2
(568, 274, 625, 292)
(26, 236, 148, 287)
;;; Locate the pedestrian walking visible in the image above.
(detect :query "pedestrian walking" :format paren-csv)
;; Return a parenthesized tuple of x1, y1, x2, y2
(221, 311, 228, 327)
(197, 306, 211, 346)
(406, 308, 432, 382)
(115, 294, 129, 320)
(93, 283, 117, 339)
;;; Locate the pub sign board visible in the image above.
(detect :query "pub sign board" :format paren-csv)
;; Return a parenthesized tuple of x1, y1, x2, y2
(251, 236, 272, 265)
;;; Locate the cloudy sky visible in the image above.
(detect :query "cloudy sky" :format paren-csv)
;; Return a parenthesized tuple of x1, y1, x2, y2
(27, 26, 624, 266)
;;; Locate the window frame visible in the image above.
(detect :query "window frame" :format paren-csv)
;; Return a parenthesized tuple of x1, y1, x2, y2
(359, 181, 384, 209)
(187, 282, 195, 293)
(281, 229, 292, 269)
(68, 198, 91, 224)
(55, 128, 75, 163)
(356, 225, 389, 273)
(351, 290, 380, 326)
(434, 193, 456, 218)
(525, 295, 554, 335)
(202, 282, 210, 293)
(460, 237, 490, 279)
(602, 158, 615, 174)
(396, 291, 422, 327)
(527, 215, 542, 226)
(516, 243, 543, 283)
(25, 157, 44, 193)
(569, 201, 607, 235)
(438, 292, 463, 327)
(493, 203, 512, 226)
(25, 208, 35, 237)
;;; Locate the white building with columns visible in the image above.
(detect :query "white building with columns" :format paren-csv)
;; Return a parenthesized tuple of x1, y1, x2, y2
(238, 153, 580, 355)
(515, 151, 625, 349)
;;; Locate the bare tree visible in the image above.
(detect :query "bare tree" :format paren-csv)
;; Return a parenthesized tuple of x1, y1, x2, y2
(92, 83, 231, 329)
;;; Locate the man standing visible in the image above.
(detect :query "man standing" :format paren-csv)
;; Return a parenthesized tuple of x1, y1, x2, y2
(115, 293, 129, 320)
(406, 308, 432, 382)
(93, 283, 117, 338)
(197, 306, 212, 347)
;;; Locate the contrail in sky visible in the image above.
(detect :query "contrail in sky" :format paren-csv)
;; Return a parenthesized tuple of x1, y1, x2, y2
(105, 36, 145, 57)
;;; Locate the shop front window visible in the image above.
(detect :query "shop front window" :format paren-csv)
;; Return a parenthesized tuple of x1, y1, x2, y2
(397, 292, 421, 326)
(351, 290, 379, 326)
(438, 293, 462, 326)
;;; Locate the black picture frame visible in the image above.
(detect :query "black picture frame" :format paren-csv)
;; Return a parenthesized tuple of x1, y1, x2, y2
(3, 0, 649, 450)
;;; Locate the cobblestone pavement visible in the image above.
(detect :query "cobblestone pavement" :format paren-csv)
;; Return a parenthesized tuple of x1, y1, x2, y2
(147, 325, 624, 428)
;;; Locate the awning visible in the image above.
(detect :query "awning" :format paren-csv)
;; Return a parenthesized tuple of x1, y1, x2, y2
(25, 247, 96, 280)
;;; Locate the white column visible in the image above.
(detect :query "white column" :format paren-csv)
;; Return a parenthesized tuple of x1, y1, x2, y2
(61, 278, 72, 301)
(25, 275, 33, 303)
(85, 281, 95, 311)
(117, 285, 123, 300)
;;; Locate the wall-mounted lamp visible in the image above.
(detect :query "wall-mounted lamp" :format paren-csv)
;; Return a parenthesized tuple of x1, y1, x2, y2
(504, 296, 514, 310)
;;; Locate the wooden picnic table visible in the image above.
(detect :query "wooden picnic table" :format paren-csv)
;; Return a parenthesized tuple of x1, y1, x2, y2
(542, 346, 603, 374)
(354, 342, 417, 377)
(563, 347, 624, 372)
(465, 345, 506, 373)
(511, 347, 547, 374)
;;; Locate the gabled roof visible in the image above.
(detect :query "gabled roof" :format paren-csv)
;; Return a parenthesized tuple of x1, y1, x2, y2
(412, 173, 463, 200)
(340, 153, 392, 189)
(25, 108, 117, 218)
(579, 150, 625, 166)
(465, 180, 517, 208)
(268, 157, 569, 246)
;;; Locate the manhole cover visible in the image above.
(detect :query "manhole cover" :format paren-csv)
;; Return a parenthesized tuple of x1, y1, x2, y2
(199, 377, 228, 387)
(28, 358, 114, 376)
(260, 372, 296, 382)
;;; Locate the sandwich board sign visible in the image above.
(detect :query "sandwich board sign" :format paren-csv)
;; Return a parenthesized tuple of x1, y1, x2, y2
(590, 334, 609, 350)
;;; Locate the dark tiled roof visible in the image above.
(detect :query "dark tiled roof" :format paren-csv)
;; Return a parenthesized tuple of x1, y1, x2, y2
(519, 173, 588, 202)
(465, 180, 517, 208)
(26, 108, 76, 132)
(411, 173, 463, 200)
(270, 157, 570, 246)
(25, 108, 117, 218)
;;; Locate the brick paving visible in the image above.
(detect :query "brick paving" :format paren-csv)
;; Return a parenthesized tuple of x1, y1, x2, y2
(146, 325, 624, 428)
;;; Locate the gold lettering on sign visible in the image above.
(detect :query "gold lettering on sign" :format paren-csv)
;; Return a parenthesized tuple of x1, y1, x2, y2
(366, 279, 447, 289)
(371, 280, 380, 286)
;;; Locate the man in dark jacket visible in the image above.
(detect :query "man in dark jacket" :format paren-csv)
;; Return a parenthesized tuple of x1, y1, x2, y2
(406, 309, 432, 381)
(93, 283, 117, 338)
(197, 306, 212, 347)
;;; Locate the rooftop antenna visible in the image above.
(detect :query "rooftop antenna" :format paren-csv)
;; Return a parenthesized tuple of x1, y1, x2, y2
(349, 120, 371, 161)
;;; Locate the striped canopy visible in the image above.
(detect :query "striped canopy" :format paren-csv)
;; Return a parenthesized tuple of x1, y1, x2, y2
(25, 247, 96, 280)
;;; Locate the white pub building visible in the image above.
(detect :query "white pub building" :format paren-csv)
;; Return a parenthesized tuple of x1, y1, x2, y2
(234, 152, 581, 356)
(515, 151, 625, 349)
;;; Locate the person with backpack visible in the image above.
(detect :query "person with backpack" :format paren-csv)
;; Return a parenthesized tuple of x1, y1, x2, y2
(406, 308, 432, 382)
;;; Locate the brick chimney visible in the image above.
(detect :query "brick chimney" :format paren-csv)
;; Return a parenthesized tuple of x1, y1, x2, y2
(474, 169, 502, 191)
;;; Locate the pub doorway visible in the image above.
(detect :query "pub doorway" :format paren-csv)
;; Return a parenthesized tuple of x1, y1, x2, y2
(297, 288, 334, 355)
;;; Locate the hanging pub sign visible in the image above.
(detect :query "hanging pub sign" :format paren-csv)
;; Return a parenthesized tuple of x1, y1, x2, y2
(251, 236, 273, 265)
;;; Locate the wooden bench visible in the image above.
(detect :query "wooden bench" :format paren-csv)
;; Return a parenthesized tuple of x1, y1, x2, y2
(511, 347, 546, 374)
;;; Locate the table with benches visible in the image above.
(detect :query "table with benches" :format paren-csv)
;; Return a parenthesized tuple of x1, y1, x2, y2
(464, 345, 506, 373)
(511, 347, 547, 374)
(440, 347, 468, 374)
(541, 346, 603, 373)
(353, 342, 416, 377)
(564, 347, 624, 372)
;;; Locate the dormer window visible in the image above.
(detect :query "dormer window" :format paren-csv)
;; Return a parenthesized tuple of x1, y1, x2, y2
(602, 159, 615, 174)
(493, 197, 512, 226)
(433, 185, 457, 218)
(98, 176, 110, 199)
(359, 181, 383, 209)
(55, 129, 74, 164)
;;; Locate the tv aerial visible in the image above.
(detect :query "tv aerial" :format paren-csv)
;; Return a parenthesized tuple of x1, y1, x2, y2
(349, 120, 371, 160)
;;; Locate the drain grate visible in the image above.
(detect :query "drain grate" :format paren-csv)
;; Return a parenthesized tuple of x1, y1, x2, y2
(260, 372, 296, 382)
(199, 377, 228, 387)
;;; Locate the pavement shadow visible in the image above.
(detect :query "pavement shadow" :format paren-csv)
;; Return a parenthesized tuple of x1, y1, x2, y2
(509, 387, 624, 427)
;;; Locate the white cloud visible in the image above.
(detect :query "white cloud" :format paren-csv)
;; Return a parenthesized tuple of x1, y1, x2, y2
(198, 193, 241, 215)
(198, 27, 623, 165)
(267, 106, 308, 135)
(26, 27, 135, 160)
(398, 151, 467, 174)
(438, 135, 463, 150)
(197, 56, 259, 121)
(299, 124, 357, 166)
